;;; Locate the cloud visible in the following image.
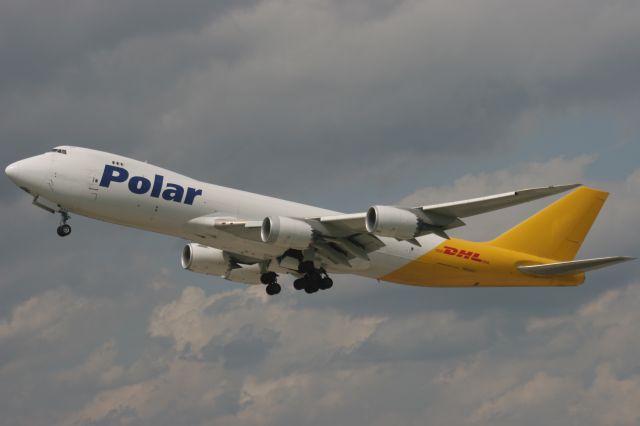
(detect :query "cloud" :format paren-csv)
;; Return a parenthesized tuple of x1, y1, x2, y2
(2, 0, 640, 424)
(54, 340, 124, 387)
(3, 0, 640, 199)
(570, 364, 640, 426)
(469, 372, 574, 424)
(149, 286, 384, 361)
(56, 280, 640, 426)
(399, 154, 596, 207)
(0, 286, 101, 342)
(0, 0, 259, 91)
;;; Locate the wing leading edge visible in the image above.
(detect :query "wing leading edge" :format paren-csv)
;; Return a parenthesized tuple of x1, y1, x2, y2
(315, 184, 581, 238)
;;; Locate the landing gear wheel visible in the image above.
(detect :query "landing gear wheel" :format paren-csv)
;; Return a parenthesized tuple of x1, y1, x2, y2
(304, 275, 320, 294)
(56, 224, 72, 237)
(319, 277, 333, 290)
(57, 211, 71, 237)
(260, 272, 277, 285)
(293, 278, 306, 290)
(265, 283, 281, 296)
(304, 285, 318, 294)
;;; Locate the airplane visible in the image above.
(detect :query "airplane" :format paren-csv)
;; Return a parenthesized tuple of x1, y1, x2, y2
(5, 146, 634, 296)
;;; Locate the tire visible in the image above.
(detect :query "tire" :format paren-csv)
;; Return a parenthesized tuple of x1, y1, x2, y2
(293, 278, 306, 290)
(320, 277, 333, 290)
(57, 224, 72, 237)
(266, 283, 281, 295)
(304, 279, 319, 294)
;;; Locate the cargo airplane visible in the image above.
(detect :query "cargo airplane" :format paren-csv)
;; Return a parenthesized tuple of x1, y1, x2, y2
(5, 147, 634, 295)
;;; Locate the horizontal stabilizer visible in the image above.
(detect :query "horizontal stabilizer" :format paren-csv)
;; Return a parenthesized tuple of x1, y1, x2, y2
(518, 256, 635, 276)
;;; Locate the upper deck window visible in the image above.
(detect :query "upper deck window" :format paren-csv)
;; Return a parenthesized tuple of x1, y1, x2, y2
(50, 148, 67, 154)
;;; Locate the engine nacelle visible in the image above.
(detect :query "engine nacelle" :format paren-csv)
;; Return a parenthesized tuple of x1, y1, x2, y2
(365, 205, 420, 239)
(181, 243, 230, 276)
(261, 216, 313, 249)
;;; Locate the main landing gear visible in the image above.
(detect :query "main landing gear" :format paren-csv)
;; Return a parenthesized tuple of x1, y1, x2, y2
(293, 261, 333, 294)
(56, 211, 72, 237)
(260, 262, 334, 296)
(260, 271, 281, 296)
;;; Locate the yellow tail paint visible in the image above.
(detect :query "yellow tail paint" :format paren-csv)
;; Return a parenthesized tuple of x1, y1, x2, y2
(382, 187, 609, 287)
(489, 187, 608, 261)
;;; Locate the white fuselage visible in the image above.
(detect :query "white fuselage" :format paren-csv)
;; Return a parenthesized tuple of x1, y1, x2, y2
(6, 147, 444, 280)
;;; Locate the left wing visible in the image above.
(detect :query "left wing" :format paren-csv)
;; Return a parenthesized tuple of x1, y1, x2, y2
(315, 184, 580, 241)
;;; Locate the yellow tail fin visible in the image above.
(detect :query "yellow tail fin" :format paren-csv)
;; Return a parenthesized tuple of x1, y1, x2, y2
(489, 187, 608, 261)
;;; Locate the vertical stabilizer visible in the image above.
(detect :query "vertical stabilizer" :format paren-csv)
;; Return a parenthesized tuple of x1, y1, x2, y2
(489, 187, 608, 261)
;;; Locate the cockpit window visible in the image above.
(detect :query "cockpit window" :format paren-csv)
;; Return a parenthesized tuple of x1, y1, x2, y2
(50, 148, 67, 154)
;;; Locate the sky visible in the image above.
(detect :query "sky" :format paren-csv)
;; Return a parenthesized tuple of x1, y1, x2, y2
(1, 0, 639, 425)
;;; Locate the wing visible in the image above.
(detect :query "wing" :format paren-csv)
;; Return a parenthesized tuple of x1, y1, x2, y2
(186, 184, 580, 270)
(315, 184, 580, 239)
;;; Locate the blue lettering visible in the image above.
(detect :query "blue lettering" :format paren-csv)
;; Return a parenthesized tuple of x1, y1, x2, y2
(99, 165, 202, 205)
(128, 176, 151, 194)
(162, 183, 184, 203)
(150, 175, 163, 198)
(99, 165, 129, 188)
(184, 188, 203, 205)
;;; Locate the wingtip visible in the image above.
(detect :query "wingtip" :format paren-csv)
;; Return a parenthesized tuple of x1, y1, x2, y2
(553, 183, 582, 191)
(516, 183, 582, 197)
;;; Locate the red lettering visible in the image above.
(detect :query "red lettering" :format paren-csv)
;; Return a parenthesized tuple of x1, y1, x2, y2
(441, 246, 489, 264)
(457, 250, 474, 259)
(443, 246, 458, 255)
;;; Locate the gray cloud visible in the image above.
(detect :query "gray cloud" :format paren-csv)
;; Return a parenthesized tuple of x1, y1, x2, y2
(36, 280, 640, 426)
(2, 0, 640, 425)
(3, 0, 640, 203)
(0, 0, 259, 90)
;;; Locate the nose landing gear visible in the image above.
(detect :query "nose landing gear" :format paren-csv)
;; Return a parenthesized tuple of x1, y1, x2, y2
(56, 211, 72, 237)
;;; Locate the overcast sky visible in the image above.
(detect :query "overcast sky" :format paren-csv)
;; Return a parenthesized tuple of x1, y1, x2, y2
(1, 0, 640, 425)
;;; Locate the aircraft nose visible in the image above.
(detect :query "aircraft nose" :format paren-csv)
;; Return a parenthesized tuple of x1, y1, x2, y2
(5, 160, 25, 182)
(5, 157, 48, 190)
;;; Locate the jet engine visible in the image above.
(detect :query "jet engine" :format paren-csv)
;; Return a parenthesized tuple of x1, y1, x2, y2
(365, 205, 420, 239)
(181, 244, 263, 285)
(261, 216, 313, 249)
(181, 243, 230, 276)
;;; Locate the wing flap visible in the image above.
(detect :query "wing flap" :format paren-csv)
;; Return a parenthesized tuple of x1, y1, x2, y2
(185, 216, 263, 241)
(318, 212, 367, 234)
(518, 256, 635, 276)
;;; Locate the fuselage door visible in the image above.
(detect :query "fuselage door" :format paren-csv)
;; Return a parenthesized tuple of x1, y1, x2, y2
(88, 170, 101, 200)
